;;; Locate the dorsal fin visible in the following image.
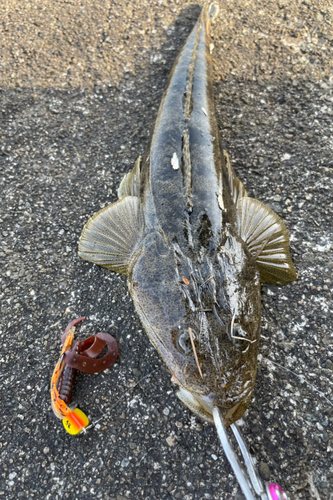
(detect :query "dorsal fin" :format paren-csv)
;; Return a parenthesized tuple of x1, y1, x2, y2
(78, 196, 144, 276)
(236, 196, 297, 285)
(117, 156, 141, 199)
(224, 151, 248, 206)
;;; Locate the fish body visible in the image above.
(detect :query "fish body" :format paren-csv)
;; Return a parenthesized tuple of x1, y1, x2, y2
(78, 4, 296, 426)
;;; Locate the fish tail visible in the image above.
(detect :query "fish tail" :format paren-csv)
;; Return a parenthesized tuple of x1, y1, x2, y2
(203, 3, 219, 28)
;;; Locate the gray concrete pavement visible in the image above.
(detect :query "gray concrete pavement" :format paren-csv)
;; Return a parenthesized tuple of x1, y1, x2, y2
(1, 1, 333, 499)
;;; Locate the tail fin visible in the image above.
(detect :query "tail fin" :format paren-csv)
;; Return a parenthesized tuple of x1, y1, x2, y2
(203, 2, 219, 29)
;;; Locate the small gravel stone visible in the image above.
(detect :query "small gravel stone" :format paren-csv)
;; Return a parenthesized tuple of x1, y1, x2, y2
(166, 435, 177, 447)
(259, 462, 271, 481)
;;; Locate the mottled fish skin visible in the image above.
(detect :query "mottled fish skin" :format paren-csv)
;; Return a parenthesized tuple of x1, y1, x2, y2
(79, 4, 296, 426)
(130, 5, 261, 426)
(140, 5, 233, 252)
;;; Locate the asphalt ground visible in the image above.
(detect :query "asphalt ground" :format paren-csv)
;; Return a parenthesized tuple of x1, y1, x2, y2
(1, 1, 333, 499)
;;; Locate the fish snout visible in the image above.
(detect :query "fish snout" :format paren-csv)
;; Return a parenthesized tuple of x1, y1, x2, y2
(176, 386, 215, 423)
(176, 382, 254, 426)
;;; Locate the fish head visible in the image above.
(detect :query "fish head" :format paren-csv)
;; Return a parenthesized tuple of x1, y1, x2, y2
(129, 230, 261, 426)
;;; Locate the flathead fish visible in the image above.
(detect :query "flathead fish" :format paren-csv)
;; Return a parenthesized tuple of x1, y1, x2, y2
(78, 4, 296, 426)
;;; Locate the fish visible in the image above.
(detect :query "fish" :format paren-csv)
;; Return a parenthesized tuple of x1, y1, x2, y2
(78, 3, 296, 427)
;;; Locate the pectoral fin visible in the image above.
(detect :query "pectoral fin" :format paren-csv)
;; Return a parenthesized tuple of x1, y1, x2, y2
(117, 156, 141, 199)
(78, 196, 144, 276)
(237, 197, 296, 285)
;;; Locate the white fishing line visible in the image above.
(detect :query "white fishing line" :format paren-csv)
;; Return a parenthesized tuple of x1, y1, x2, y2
(263, 357, 333, 408)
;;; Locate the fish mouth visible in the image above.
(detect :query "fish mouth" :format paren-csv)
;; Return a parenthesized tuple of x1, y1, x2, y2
(176, 386, 215, 424)
(176, 385, 252, 426)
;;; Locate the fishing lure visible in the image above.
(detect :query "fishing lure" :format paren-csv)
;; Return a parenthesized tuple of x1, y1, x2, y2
(50, 317, 119, 435)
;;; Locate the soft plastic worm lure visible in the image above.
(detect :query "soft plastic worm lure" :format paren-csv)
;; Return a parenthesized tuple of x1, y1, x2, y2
(50, 318, 119, 435)
(50, 318, 85, 424)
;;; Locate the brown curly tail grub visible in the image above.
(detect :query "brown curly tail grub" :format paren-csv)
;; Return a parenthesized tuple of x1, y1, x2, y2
(64, 333, 119, 374)
(57, 322, 119, 405)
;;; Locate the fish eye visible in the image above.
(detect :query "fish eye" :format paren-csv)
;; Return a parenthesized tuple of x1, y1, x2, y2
(230, 321, 256, 352)
(231, 323, 247, 341)
(177, 329, 192, 354)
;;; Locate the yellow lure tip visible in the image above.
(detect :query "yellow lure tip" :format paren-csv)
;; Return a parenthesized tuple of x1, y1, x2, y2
(62, 408, 89, 435)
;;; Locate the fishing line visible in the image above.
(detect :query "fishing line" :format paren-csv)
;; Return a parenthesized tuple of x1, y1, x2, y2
(263, 357, 333, 408)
